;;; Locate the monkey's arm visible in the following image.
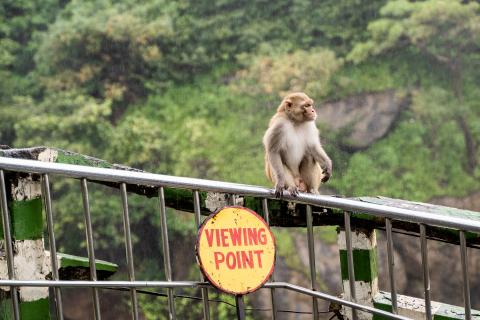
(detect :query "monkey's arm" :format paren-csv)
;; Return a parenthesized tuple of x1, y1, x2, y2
(267, 152, 288, 196)
(263, 123, 290, 197)
(311, 143, 332, 182)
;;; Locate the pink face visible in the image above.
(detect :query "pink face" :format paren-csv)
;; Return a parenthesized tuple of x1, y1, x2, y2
(283, 93, 317, 123)
(302, 101, 317, 121)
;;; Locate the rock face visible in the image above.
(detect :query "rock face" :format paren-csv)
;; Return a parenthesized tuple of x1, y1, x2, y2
(430, 191, 480, 212)
(317, 90, 408, 151)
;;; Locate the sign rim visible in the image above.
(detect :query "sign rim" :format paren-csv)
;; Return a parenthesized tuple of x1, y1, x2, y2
(196, 205, 276, 296)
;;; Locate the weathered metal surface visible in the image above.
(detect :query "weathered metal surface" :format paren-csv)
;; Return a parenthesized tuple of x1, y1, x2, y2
(1, 148, 480, 246)
(358, 197, 480, 223)
(374, 291, 480, 320)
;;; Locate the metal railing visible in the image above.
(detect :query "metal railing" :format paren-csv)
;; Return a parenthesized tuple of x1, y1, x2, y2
(0, 156, 478, 320)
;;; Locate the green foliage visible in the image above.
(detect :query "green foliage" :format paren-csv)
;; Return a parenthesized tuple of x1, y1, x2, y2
(0, 0, 62, 103)
(1, 0, 480, 316)
(140, 79, 270, 184)
(348, 0, 480, 64)
(331, 107, 479, 201)
(232, 48, 343, 99)
(14, 91, 113, 155)
(34, 0, 174, 107)
(344, 0, 480, 182)
(306, 0, 388, 54)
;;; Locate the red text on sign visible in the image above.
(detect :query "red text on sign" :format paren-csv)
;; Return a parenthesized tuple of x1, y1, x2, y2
(205, 228, 268, 247)
(214, 250, 264, 270)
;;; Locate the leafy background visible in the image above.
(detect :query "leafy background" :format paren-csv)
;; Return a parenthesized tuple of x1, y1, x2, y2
(1, 0, 479, 318)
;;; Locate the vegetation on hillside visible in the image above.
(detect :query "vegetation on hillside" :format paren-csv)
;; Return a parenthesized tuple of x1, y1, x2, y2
(1, 0, 479, 318)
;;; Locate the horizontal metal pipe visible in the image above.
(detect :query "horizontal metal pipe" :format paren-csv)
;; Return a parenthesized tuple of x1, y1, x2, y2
(0, 280, 202, 288)
(0, 280, 406, 320)
(264, 283, 410, 320)
(1, 157, 480, 233)
(0, 280, 408, 320)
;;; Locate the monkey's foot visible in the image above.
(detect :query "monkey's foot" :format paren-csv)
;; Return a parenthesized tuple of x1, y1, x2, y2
(294, 178, 308, 193)
(287, 186, 299, 197)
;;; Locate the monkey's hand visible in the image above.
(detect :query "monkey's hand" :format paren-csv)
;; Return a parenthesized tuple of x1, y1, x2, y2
(321, 161, 332, 183)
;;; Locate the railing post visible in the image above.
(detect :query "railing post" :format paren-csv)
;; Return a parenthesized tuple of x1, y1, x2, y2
(80, 179, 102, 320)
(42, 174, 64, 320)
(158, 187, 176, 320)
(306, 205, 319, 320)
(0, 172, 51, 319)
(0, 170, 20, 320)
(193, 191, 211, 320)
(262, 199, 278, 320)
(420, 224, 432, 320)
(338, 224, 378, 320)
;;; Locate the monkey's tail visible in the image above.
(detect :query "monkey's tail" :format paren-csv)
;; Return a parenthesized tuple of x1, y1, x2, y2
(264, 153, 275, 183)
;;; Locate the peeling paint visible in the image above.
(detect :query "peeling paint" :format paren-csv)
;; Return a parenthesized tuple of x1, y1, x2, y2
(14, 240, 51, 302)
(338, 228, 379, 319)
(378, 293, 441, 320)
(343, 278, 378, 320)
(395, 295, 441, 319)
(205, 193, 244, 212)
(11, 176, 41, 201)
(337, 230, 377, 250)
(205, 193, 227, 211)
(375, 291, 480, 320)
(343, 278, 379, 303)
(0, 240, 58, 302)
(37, 149, 58, 163)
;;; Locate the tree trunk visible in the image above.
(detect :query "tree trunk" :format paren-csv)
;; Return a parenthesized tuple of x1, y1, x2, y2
(451, 60, 477, 174)
(456, 115, 477, 174)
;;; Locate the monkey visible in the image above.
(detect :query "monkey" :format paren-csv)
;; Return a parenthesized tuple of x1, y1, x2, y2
(263, 92, 332, 197)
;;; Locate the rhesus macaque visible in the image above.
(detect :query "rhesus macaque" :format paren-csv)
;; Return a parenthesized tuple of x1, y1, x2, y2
(263, 92, 332, 197)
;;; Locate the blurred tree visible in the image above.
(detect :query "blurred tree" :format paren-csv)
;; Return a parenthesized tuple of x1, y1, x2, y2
(14, 91, 113, 155)
(0, 0, 64, 145)
(348, 0, 480, 173)
(302, 0, 388, 53)
(34, 0, 174, 120)
(1, 0, 480, 316)
(231, 48, 342, 100)
(0, 0, 63, 81)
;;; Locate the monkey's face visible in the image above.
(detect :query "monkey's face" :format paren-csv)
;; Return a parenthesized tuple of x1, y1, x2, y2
(284, 93, 317, 123)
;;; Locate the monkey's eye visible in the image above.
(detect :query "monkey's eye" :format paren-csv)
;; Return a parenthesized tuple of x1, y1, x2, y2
(304, 104, 310, 108)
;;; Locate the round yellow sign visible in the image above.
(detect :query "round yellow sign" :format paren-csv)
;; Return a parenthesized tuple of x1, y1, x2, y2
(196, 206, 276, 295)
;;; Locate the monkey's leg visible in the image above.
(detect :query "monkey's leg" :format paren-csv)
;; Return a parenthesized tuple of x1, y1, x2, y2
(300, 161, 323, 194)
(294, 177, 308, 192)
(283, 167, 299, 196)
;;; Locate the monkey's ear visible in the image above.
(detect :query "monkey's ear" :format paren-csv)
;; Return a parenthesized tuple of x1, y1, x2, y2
(284, 99, 292, 109)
